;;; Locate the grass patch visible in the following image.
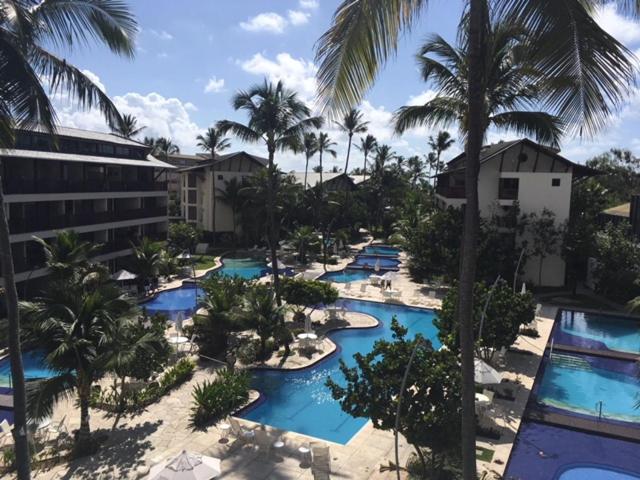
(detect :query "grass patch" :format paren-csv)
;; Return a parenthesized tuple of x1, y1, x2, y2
(476, 446, 495, 462)
(194, 255, 218, 270)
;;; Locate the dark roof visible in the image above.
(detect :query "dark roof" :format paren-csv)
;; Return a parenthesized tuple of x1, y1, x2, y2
(21, 125, 148, 148)
(440, 138, 599, 178)
(176, 151, 268, 172)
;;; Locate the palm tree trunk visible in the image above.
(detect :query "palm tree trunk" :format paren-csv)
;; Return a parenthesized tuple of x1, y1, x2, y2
(304, 156, 309, 191)
(266, 148, 281, 305)
(76, 375, 93, 455)
(232, 208, 237, 251)
(211, 152, 217, 247)
(458, 1, 486, 478)
(0, 161, 31, 479)
(344, 134, 352, 173)
(363, 153, 368, 180)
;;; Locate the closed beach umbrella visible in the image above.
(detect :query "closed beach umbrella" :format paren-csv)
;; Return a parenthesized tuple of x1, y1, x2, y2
(474, 358, 503, 385)
(175, 311, 184, 334)
(374, 259, 381, 272)
(304, 314, 312, 333)
(111, 269, 137, 281)
(147, 450, 221, 480)
(520, 282, 527, 295)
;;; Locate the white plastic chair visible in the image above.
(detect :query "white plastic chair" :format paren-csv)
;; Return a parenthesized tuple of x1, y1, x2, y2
(359, 284, 367, 296)
(0, 419, 11, 447)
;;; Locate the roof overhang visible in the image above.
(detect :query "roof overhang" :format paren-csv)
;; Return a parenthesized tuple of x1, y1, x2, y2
(0, 149, 175, 169)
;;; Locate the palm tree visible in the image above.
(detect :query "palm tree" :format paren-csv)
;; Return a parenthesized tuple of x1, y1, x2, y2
(302, 133, 318, 190)
(217, 177, 246, 247)
(144, 137, 180, 160)
(130, 237, 162, 291)
(316, 132, 337, 192)
(33, 231, 102, 281)
(0, 3, 136, 473)
(113, 114, 145, 139)
(355, 134, 377, 180)
(197, 127, 231, 243)
(291, 225, 317, 264)
(406, 155, 425, 187)
(21, 281, 135, 454)
(315, 2, 636, 478)
(336, 108, 368, 173)
(240, 285, 287, 356)
(427, 132, 455, 179)
(218, 80, 323, 304)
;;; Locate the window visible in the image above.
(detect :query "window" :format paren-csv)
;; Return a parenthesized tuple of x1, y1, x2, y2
(188, 206, 197, 220)
(552, 178, 561, 187)
(217, 174, 223, 180)
(188, 190, 197, 204)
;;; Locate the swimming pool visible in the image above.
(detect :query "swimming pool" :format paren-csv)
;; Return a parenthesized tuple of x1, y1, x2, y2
(554, 310, 640, 354)
(240, 298, 440, 444)
(0, 350, 57, 387)
(504, 422, 640, 480)
(362, 245, 400, 256)
(536, 352, 640, 423)
(349, 255, 400, 270)
(318, 268, 374, 283)
(205, 256, 274, 281)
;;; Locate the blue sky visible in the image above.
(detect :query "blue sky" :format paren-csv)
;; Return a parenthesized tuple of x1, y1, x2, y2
(53, 1, 640, 171)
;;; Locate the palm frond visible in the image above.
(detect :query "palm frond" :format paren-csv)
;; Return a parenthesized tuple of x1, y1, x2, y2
(26, 373, 77, 423)
(216, 120, 262, 144)
(490, 111, 564, 147)
(393, 97, 461, 134)
(315, 0, 427, 116)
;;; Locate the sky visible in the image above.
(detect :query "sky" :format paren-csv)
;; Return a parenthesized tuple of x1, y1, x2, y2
(51, 0, 640, 171)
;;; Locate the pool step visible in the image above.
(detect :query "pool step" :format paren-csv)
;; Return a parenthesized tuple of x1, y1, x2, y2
(550, 353, 592, 371)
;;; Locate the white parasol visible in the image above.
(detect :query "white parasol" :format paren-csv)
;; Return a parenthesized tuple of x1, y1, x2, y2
(146, 451, 221, 479)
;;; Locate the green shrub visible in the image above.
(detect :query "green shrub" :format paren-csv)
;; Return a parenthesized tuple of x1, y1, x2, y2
(280, 277, 339, 309)
(236, 340, 259, 365)
(190, 369, 250, 427)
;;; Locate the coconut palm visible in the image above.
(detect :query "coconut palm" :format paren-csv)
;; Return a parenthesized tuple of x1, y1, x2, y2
(144, 137, 180, 160)
(406, 155, 425, 187)
(240, 285, 288, 356)
(355, 134, 377, 180)
(291, 225, 317, 264)
(33, 231, 102, 281)
(218, 80, 323, 304)
(427, 131, 455, 179)
(316, 132, 337, 192)
(0, 3, 137, 473)
(129, 237, 162, 291)
(302, 132, 318, 190)
(113, 114, 145, 139)
(336, 108, 369, 173)
(315, 1, 637, 477)
(217, 177, 246, 247)
(21, 280, 136, 454)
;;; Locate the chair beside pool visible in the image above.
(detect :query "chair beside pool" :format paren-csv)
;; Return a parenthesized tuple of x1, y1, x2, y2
(311, 443, 331, 479)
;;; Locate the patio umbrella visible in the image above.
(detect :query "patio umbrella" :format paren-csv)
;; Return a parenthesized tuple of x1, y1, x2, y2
(374, 259, 381, 272)
(176, 252, 192, 260)
(304, 314, 312, 333)
(147, 450, 221, 480)
(520, 282, 527, 295)
(175, 312, 184, 334)
(474, 358, 503, 385)
(111, 269, 137, 281)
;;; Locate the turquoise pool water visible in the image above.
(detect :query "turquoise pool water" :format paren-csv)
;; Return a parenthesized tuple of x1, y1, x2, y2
(0, 350, 57, 387)
(349, 255, 400, 270)
(558, 466, 640, 479)
(241, 299, 440, 444)
(319, 268, 373, 283)
(557, 310, 640, 353)
(206, 257, 271, 281)
(537, 355, 640, 422)
(362, 245, 400, 256)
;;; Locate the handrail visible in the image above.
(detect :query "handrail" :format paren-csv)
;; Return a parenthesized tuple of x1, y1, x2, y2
(198, 354, 227, 367)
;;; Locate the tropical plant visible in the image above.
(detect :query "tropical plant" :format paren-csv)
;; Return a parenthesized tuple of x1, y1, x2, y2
(316, 132, 337, 192)
(593, 223, 640, 303)
(290, 225, 318, 264)
(129, 237, 162, 290)
(427, 132, 455, 179)
(280, 278, 339, 319)
(302, 132, 318, 190)
(406, 155, 425, 187)
(240, 284, 287, 357)
(33, 231, 102, 281)
(112, 114, 145, 139)
(355, 134, 377, 180)
(144, 137, 180, 160)
(21, 280, 136, 455)
(327, 319, 462, 478)
(190, 369, 250, 428)
(217, 177, 246, 246)
(196, 127, 231, 160)
(336, 108, 368, 173)
(167, 222, 201, 253)
(218, 80, 322, 304)
(315, 3, 637, 475)
(527, 208, 562, 286)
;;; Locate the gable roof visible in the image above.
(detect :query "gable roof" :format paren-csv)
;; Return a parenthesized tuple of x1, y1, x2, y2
(176, 151, 268, 172)
(440, 138, 599, 178)
(21, 125, 148, 148)
(288, 171, 367, 189)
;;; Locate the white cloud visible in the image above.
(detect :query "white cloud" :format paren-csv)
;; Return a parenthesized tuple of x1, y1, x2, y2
(407, 89, 437, 106)
(595, 4, 640, 45)
(240, 12, 287, 34)
(80, 69, 106, 93)
(240, 52, 318, 102)
(157, 52, 168, 59)
(299, 0, 319, 9)
(288, 10, 310, 26)
(150, 29, 173, 40)
(204, 77, 225, 94)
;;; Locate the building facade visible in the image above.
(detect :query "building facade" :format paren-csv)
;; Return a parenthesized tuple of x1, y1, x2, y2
(0, 126, 174, 288)
(178, 151, 266, 236)
(435, 139, 596, 287)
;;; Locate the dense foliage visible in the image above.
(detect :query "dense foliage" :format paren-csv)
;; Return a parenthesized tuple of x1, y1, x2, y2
(327, 319, 461, 478)
(435, 280, 535, 361)
(280, 278, 339, 313)
(168, 222, 201, 253)
(190, 369, 250, 427)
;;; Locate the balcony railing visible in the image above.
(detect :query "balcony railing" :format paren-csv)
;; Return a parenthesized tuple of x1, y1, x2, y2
(9, 207, 167, 234)
(435, 184, 466, 199)
(3, 180, 167, 195)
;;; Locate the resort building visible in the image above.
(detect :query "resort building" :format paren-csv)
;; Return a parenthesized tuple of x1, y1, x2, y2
(435, 138, 597, 287)
(289, 171, 367, 191)
(165, 153, 207, 218)
(0, 126, 174, 289)
(177, 151, 267, 238)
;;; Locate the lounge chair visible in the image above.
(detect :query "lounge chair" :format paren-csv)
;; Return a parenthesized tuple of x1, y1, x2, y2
(46, 415, 67, 440)
(359, 283, 367, 296)
(228, 417, 255, 445)
(344, 282, 352, 292)
(311, 443, 331, 480)
(255, 429, 273, 457)
(0, 419, 11, 447)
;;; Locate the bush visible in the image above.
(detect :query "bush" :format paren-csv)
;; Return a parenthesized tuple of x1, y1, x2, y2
(190, 369, 250, 427)
(280, 278, 339, 310)
(236, 340, 259, 365)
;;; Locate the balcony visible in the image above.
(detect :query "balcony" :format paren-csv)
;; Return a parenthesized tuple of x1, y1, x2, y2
(435, 184, 466, 199)
(9, 207, 167, 234)
(3, 180, 167, 195)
